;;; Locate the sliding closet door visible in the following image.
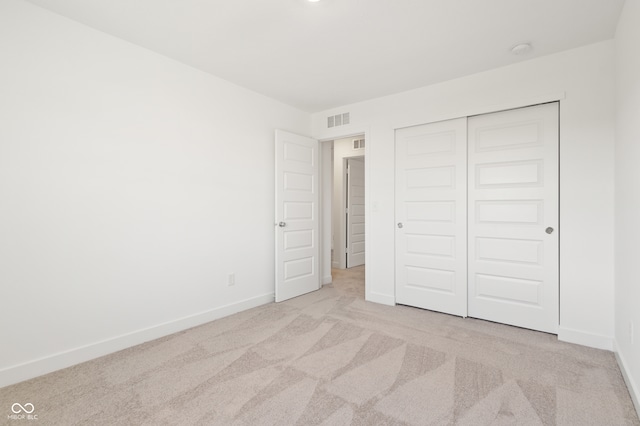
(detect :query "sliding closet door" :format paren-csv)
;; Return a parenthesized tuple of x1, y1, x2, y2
(467, 103, 559, 333)
(395, 118, 467, 317)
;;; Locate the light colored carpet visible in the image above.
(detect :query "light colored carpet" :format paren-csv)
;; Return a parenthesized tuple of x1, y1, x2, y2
(1, 266, 638, 425)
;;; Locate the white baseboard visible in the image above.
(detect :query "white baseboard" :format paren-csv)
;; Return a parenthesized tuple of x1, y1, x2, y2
(614, 340, 640, 419)
(322, 275, 332, 285)
(557, 326, 614, 351)
(0, 293, 274, 389)
(331, 261, 340, 269)
(366, 291, 395, 306)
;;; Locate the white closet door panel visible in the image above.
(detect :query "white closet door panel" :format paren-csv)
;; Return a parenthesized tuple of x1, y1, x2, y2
(468, 103, 559, 333)
(395, 118, 467, 317)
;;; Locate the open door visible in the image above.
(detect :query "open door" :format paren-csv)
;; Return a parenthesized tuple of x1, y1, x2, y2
(275, 130, 320, 302)
(346, 158, 365, 267)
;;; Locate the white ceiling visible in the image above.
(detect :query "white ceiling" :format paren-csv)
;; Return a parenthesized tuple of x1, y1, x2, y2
(25, 0, 625, 112)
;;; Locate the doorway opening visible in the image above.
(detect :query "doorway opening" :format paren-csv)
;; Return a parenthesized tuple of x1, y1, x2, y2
(320, 134, 367, 295)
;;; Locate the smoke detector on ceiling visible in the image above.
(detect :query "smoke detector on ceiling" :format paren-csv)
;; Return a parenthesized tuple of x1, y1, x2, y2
(511, 43, 533, 56)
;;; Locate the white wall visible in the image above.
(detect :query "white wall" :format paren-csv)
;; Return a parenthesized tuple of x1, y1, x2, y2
(614, 0, 640, 412)
(0, 0, 310, 387)
(332, 137, 365, 269)
(313, 41, 616, 350)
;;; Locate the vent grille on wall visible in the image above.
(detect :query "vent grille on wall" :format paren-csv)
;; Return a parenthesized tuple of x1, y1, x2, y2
(327, 112, 350, 128)
(352, 138, 365, 150)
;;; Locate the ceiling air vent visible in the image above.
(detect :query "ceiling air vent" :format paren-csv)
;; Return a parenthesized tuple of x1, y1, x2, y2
(352, 138, 365, 150)
(327, 112, 351, 128)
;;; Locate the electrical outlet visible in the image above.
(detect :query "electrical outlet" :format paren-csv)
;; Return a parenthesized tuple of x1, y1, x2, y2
(228, 273, 235, 286)
(629, 321, 635, 345)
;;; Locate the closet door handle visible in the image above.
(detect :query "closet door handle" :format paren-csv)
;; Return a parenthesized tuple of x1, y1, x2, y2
(397, 223, 403, 229)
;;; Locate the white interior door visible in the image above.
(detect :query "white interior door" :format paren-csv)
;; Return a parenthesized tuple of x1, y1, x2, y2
(395, 118, 467, 317)
(467, 103, 559, 333)
(347, 158, 365, 268)
(275, 130, 320, 302)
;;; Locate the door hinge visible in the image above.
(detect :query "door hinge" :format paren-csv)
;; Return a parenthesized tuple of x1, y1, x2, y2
(345, 208, 349, 214)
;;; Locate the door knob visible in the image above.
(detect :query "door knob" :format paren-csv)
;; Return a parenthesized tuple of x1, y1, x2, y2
(278, 222, 286, 228)
(545, 227, 554, 234)
(397, 222, 403, 229)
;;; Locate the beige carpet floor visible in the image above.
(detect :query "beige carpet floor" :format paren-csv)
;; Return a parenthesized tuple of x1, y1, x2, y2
(1, 266, 638, 425)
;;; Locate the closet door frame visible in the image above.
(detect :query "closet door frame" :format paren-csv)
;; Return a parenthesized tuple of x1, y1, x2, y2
(393, 100, 561, 334)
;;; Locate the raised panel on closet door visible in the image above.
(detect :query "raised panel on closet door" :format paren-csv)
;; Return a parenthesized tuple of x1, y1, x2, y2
(467, 103, 559, 333)
(395, 118, 467, 317)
